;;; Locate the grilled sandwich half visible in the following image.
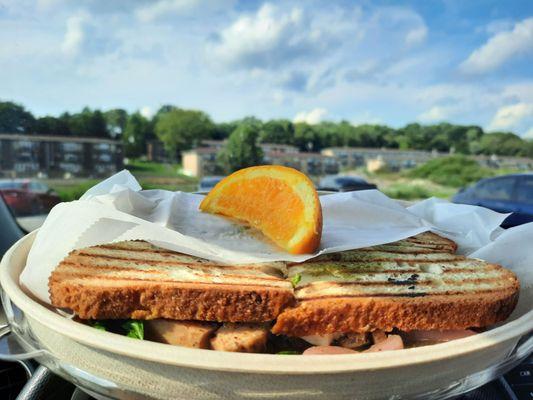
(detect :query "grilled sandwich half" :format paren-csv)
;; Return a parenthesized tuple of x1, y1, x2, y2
(49, 241, 293, 322)
(272, 233, 519, 336)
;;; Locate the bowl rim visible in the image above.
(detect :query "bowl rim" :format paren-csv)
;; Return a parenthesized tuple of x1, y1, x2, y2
(2, 231, 532, 374)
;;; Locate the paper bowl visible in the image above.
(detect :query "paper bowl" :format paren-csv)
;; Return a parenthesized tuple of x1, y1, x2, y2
(1, 232, 532, 400)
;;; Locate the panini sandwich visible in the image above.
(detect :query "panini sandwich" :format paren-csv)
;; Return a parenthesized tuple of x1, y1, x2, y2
(49, 232, 519, 352)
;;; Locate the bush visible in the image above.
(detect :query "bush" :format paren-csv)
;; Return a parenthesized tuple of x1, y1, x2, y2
(382, 184, 432, 200)
(54, 181, 99, 201)
(408, 156, 493, 187)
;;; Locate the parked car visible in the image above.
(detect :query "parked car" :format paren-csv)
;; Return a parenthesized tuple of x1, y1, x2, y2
(0, 179, 61, 216)
(452, 173, 533, 228)
(198, 176, 225, 192)
(318, 175, 377, 192)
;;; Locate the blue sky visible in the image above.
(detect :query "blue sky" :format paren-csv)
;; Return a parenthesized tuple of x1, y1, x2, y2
(1, 0, 532, 137)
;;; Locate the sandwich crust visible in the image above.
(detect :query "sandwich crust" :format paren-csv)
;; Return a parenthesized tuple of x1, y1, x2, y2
(272, 279, 519, 336)
(49, 279, 294, 322)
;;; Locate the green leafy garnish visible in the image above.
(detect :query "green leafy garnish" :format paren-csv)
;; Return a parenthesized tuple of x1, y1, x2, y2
(122, 320, 144, 340)
(92, 321, 106, 331)
(290, 273, 302, 288)
(277, 350, 300, 355)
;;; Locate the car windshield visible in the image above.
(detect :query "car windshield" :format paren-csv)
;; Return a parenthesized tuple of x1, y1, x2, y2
(201, 178, 223, 186)
(336, 177, 365, 185)
(0, 181, 24, 189)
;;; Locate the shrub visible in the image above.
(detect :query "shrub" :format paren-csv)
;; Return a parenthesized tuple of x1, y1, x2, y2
(54, 181, 99, 201)
(408, 156, 493, 187)
(382, 184, 432, 200)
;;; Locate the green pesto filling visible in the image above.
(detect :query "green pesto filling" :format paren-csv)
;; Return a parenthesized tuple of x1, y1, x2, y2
(304, 263, 382, 278)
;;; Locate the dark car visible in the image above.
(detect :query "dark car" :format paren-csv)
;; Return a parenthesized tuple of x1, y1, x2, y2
(452, 173, 533, 228)
(318, 175, 377, 192)
(198, 176, 225, 193)
(0, 179, 61, 217)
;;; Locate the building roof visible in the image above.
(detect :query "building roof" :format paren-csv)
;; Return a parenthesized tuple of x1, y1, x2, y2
(322, 146, 444, 155)
(182, 147, 219, 155)
(266, 151, 333, 159)
(0, 133, 120, 145)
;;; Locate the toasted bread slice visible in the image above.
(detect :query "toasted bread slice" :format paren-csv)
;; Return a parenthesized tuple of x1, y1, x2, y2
(272, 250, 519, 336)
(49, 241, 294, 322)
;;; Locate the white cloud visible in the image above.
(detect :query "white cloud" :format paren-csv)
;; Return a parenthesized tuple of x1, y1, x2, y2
(484, 19, 514, 35)
(405, 25, 427, 46)
(208, 3, 355, 70)
(461, 17, 533, 74)
(140, 106, 153, 119)
(136, 0, 232, 22)
(293, 108, 327, 124)
(487, 103, 533, 131)
(369, 7, 428, 48)
(417, 106, 451, 122)
(37, 0, 64, 11)
(209, 3, 306, 69)
(350, 111, 382, 126)
(502, 82, 533, 103)
(61, 12, 89, 56)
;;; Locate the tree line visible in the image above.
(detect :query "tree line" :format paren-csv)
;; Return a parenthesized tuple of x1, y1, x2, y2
(1, 100, 532, 160)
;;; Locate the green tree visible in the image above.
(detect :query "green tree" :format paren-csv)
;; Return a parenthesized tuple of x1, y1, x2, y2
(34, 116, 71, 136)
(259, 119, 294, 144)
(68, 107, 109, 138)
(0, 101, 35, 133)
(123, 112, 152, 158)
(104, 109, 128, 138)
(396, 123, 428, 150)
(474, 132, 527, 157)
(234, 116, 262, 129)
(155, 108, 215, 158)
(294, 123, 321, 151)
(352, 124, 395, 148)
(313, 122, 340, 148)
(213, 122, 238, 140)
(217, 124, 264, 172)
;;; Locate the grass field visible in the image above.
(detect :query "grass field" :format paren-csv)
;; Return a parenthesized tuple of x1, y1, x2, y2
(348, 169, 458, 200)
(48, 160, 198, 201)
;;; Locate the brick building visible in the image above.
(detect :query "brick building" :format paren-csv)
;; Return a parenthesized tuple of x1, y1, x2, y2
(0, 134, 123, 178)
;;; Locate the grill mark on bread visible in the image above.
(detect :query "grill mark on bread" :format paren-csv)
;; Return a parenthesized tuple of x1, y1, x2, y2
(55, 265, 289, 288)
(82, 248, 282, 270)
(289, 267, 495, 275)
(296, 274, 506, 289)
(52, 273, 289, 288)
(100, 243, 180, 253)
(72, 252, 283, 275)
(297, 288, 506, 300)
(292, 252, 464, 265)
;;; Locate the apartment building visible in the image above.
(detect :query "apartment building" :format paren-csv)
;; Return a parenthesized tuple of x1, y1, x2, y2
(182, 140, 339, 177)
(0, 134, 123, 178)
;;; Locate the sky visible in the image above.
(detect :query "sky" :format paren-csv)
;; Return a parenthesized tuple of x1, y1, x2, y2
(1, 0, 533, 137)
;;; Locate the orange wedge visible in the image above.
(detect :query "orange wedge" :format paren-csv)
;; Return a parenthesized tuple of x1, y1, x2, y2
(199, 165, 322, 254)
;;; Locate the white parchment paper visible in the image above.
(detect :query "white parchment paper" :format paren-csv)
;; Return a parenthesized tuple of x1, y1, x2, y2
(19, 170, 533, 304)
